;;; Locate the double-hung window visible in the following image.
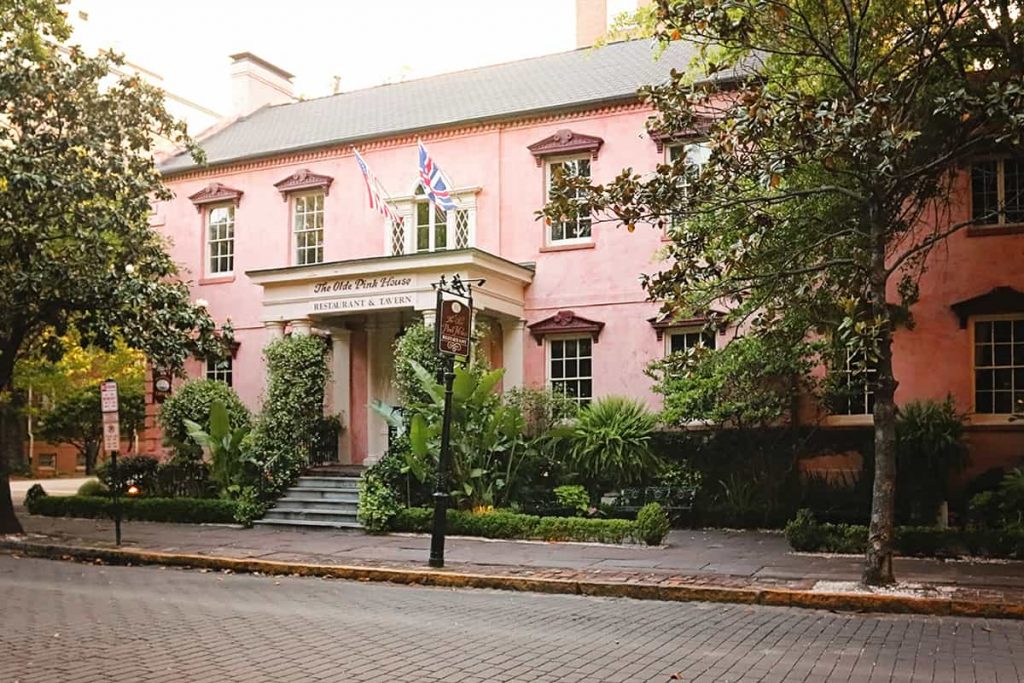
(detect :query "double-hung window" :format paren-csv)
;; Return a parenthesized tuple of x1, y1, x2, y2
(549, 337, 593, 406)
(667, 327, 716, 355)
(294, 192, 325, 265)
(667, 141, 711, 232)
(206, 205, 235, 276)
(206, 356, 233, 387)
(410, 186, 471, 254)
(547, 158, 592, 243)
(833, 348, 876, 416)
(974, 317, 1024, 414)
(972, 158, 1024, 227)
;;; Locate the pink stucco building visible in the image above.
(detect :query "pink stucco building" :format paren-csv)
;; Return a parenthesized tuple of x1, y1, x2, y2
(154, 40, 1024, 474)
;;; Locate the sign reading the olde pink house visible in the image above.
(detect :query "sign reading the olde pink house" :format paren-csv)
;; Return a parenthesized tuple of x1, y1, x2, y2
(438, 300, 471, 356)
(309, 274, 415, 313)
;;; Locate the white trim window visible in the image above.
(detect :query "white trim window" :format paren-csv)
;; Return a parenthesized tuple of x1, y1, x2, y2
(667, 327, 716, 355)
(667, 141, 711, 232)
(392, 186, 474, 255)
(972, 158, 1024, 227)
(548, 336, 593, 406)
(206, 204, 235, 276)
(973, 316, 1024, 414)
(294, 192, 325, 265)
(833, 348, 876, 416)
(206, 356, 233, 387)
(547, 157, 592, 244)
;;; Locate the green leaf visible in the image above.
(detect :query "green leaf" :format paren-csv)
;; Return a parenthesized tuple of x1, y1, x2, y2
(452, 367, 476, 401)
(469, 468, 485, 478)
(209, 399, 229, 440)
(409, 413, 430, 457)
(471, 368, 504, 402)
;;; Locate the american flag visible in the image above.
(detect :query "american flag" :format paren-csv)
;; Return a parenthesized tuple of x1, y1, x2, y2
(354, 149, 403, 225)
(417, 140, 459, 211)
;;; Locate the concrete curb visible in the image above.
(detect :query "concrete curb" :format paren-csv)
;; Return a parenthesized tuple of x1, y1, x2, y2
(2, 538, 1021, 620)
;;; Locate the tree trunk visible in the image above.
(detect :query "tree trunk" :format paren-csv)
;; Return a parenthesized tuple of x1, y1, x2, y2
(863, 213, 898, 585)
(84, 440, 100, 475)
(0, 389, 24, 535)
(864, 337, 897, 584)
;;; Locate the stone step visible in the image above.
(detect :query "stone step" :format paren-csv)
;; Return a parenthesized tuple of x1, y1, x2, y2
(254, 518, 363, 530)
(272, 499, 358, 513)
(262, 508, 359, 525)
(280, 489, 359, 503)
(294, 477, 360, 490)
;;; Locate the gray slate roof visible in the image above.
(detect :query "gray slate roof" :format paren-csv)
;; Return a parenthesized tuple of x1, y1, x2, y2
(160, 39, 708, 175)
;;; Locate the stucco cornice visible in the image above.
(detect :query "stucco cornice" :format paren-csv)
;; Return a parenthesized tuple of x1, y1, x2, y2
(162, 100, 651, 183)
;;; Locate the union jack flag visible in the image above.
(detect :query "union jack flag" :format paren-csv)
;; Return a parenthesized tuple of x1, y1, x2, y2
(354, 148, 403, 225)
(418, 140, 459, 211)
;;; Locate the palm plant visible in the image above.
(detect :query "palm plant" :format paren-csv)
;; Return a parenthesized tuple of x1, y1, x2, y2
(564, 396, 661, 503)
(184, 399, 250, 490)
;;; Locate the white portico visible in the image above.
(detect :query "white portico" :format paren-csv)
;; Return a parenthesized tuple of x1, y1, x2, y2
(247, 249, 534, 465)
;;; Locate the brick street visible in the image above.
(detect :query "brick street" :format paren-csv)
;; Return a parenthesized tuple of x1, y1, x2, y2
(2, 555, 1023, 682)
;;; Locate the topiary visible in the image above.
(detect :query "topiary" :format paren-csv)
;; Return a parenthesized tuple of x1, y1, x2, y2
(77, 479, 109, 497)
(635, 502, 671, 545)
(24, 483, 47, 509)
(158, 379, 252, 459)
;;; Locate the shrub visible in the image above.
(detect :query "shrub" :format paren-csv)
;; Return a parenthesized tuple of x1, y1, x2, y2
(154, 458, 213, 498)
(896, 397, 968, 524)
(358, 472, 401, 533)
(553, 485, 590, 516)
(233, 486, 269, 527)
(246, 335, 329, 499)
(77, 479, 108, 497)
(785, 508, 1024, 559)
(183, 399, 250, 489)
(565, 396, 661, 502)
(387, 507, 642, 544)
(26, 494, 237, 524)
(25, 483, 47, 505)
(158, 379, 252, 459)
(97, 454, 160, 493)
(635, 502, 671, 545)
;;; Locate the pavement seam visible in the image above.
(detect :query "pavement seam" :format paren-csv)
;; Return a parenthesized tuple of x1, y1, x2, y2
(1, 538, 1021, 620)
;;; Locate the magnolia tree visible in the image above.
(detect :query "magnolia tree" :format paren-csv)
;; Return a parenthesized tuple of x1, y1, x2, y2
(0, 1, 223, 533)
(546, 0, 1024, 583)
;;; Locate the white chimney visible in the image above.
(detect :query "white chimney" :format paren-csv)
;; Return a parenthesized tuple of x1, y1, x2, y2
(229, 52, 295, 116)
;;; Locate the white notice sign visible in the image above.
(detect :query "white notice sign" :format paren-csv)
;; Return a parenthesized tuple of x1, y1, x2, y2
(103, 420, 121, 452)
(100, 380, 119, 414)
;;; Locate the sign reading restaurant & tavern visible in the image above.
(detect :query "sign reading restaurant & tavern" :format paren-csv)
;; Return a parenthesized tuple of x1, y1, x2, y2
(310, 274, 415, 313)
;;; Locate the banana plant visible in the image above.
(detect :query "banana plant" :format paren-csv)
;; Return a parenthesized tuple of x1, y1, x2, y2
(184, 399, 250, 490)
(404, 360, 530, 509)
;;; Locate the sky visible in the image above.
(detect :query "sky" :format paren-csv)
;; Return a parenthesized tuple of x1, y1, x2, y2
(67, 0, 637, 124)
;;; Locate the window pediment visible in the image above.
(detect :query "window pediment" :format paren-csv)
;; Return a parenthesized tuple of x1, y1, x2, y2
(528, 310, 604, 346)
(951, 286, 1024, 328)
(649, 116, 716, 153)
(274, 169, 334, 200)
(528, 129, 603, 167)
(188, 183, 243, 212)
(647, 309, 725, 340)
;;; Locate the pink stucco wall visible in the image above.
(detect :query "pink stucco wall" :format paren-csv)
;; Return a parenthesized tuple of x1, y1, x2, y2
(157, 101, 1024, 468)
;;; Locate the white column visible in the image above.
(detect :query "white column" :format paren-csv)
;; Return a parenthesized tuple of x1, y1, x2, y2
(420, 308, 436, 328)
(329, 328, 352, 464)
(264, 320, 285, 343)
(365, 321, 380, 465)
(290, 318, 313, 335)
(502, 319, 526, 390)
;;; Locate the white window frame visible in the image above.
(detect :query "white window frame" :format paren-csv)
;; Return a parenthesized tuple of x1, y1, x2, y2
(205, 203, 235, 276)
(293, 191, 325, 266)
(390, 186, 477, 256)
(206, 356, 234, 387)
(665, 325, 716, 356)
(830, 348, 876, 418)
(666, 141, 712, 234)
(971, 158, 1024, 227)
(972, 314, 1024, 416)
(546, 156, 593, 245)
(37, 453, 57, 470)
(546, 335, 594, 406)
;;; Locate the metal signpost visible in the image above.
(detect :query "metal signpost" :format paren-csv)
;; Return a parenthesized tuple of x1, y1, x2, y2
(100, 379, 122, 545)
(428, 275, 481, 568)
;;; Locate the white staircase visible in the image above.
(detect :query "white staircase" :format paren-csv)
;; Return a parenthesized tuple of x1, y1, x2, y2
(255, 474, 362, 529)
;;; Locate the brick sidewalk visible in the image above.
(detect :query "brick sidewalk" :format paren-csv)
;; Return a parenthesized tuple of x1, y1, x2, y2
(6, 512, 1024, 616)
